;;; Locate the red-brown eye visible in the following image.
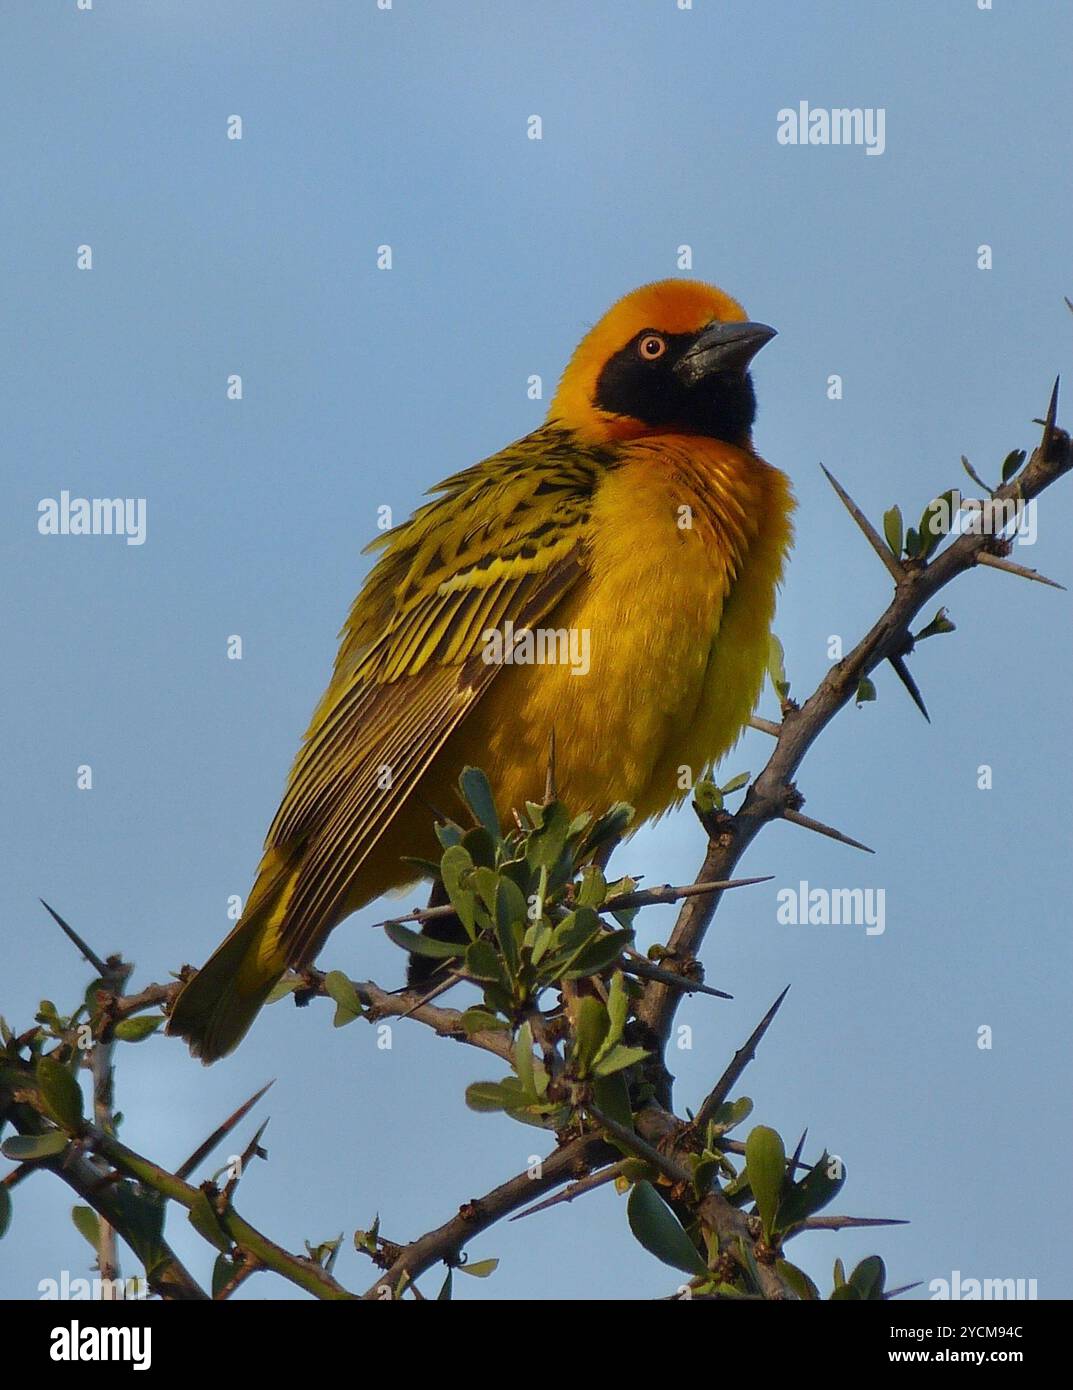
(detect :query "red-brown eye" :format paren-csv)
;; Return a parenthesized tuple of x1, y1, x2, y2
(637, 333, 666, 361)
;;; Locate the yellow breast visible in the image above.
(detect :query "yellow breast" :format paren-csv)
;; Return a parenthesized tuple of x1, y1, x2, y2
(441, 436, 794, 827)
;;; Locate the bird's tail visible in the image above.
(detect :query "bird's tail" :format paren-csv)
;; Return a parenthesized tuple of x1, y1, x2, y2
(167, 860, 297, 1064)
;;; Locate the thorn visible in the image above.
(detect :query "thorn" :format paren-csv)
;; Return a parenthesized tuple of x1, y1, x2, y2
(789, 1129, 808, 1175)
(395, 972, 463, 1021)
(223, 1116, 273, 1201)
(886, 1281, 925, 1300)
(800, 1215, 910, 1231)
(1040, 376, 1061, 461)
(976, 551, 1065, 590)
(587, 1104, 690, 1186)
(176, 1080, 275, 1180)
(620, 953, 732, 1000)
(604, 876, 774, 912)
(544, 727, 557, 803)
(820, 464, 905, 582)
(747, 715, 782, 738)
(887, 653, 931, 722)
(39, 899, 110, 977)
(510, 1162, 626, 1221)
(782, 808, 874, 854)
(693, 986, 791, 1129)
(1064, 295, 1073, 316)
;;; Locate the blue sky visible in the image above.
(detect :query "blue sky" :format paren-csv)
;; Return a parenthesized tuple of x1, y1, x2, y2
(2, 0, 1070, 1301)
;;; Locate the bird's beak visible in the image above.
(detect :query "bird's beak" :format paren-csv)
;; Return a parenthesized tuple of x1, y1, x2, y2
(674, 320, 777, 384)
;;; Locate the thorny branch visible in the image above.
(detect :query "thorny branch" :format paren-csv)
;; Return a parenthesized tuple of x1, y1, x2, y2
(635, 400, 1072, 1086)
(4, 391, 1069, 1300)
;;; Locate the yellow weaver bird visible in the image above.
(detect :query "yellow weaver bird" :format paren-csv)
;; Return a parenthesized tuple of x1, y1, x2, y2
(168, 279, 794, 1061)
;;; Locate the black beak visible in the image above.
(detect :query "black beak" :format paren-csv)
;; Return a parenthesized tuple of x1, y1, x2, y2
(674, 320, 777, 384)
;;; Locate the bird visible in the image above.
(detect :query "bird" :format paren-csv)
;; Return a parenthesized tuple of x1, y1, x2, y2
(167, 278, 795, 1062)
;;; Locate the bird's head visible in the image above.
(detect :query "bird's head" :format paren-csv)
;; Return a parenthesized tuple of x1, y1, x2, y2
(548, 279, 775, 447)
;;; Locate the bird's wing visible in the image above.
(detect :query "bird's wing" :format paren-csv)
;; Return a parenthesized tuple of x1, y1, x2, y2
(263, 427, 611, 956)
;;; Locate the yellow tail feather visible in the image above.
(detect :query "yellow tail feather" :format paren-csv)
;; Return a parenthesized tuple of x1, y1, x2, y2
(167, 873, 293, 1064)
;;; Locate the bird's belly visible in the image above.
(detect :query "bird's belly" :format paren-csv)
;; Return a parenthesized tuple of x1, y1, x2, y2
(436, 540, 739, 829)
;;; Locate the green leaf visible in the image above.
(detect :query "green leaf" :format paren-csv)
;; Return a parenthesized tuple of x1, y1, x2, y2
(576, 864, 608, 908)
(1001, 448, 1026, 482)
(917, 490, 957, 560)
(767, 633, 790, 699)
(434, 820, 463, 849)
(551, 906, 600, 954)
(113, 1015, 164, 1043)
(570, 997, 610, 1076)
(744, 1125, 786, 1242)
(494, 877, 527, 974)
(459, 1007, 507, 1035)
(266, 978, 300, 1004)
(440, 844, 477, 933)
(777, 1259, 820, 1300)
(882, 505, 903, 558)
(437, 1269, 453, 1301)
(855, 676, 877, 706)
(603, 972, 628, 1048)
(188, 1190, 231, 1254)
(37, 1055, 84, 1132)
(592, 1044, 648, 1077)
(464, 940, 505, 984)
(461, 827, 497, 870)
(904, 525, 921, 558)
(775, 1150, 846, 1229)
(626, 1181, 708, 1277)
(2, 1132, 69, 1161)
(706, 1096, 753, 1139)
(71, 1205, 100, 1250)
(591, 1072, 633, 1130)
(467, 1078, 517, 1112)
(575, 802, 633, 862)
(457, 1258, 499, 1278)
(459, 767, 501, 840)
(692, 778, 722, 814)
(561, 929, 633, 980)
(324, 971, 364, 1027)
(849, 1255, 886, 1300)
(916, 606, 956, 641)
(525, 800, 572, 871)
(514, 1023, 537, 1099)
(384, 921, 464, 959)
(111, 1185, 167, 1272)
(0, 1186, 11, 1239)
(720, 770, 751, 796)
(212, 1254, 235, 1299)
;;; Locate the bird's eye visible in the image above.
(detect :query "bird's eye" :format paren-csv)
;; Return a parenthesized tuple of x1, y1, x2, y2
(637, 333, 667, 361)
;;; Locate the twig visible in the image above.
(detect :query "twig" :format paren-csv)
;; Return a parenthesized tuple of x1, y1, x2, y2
(363, 1133, 613, 1297)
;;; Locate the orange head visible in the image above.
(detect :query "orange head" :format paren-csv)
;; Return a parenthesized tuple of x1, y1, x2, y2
(548, 279, 775, 446)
